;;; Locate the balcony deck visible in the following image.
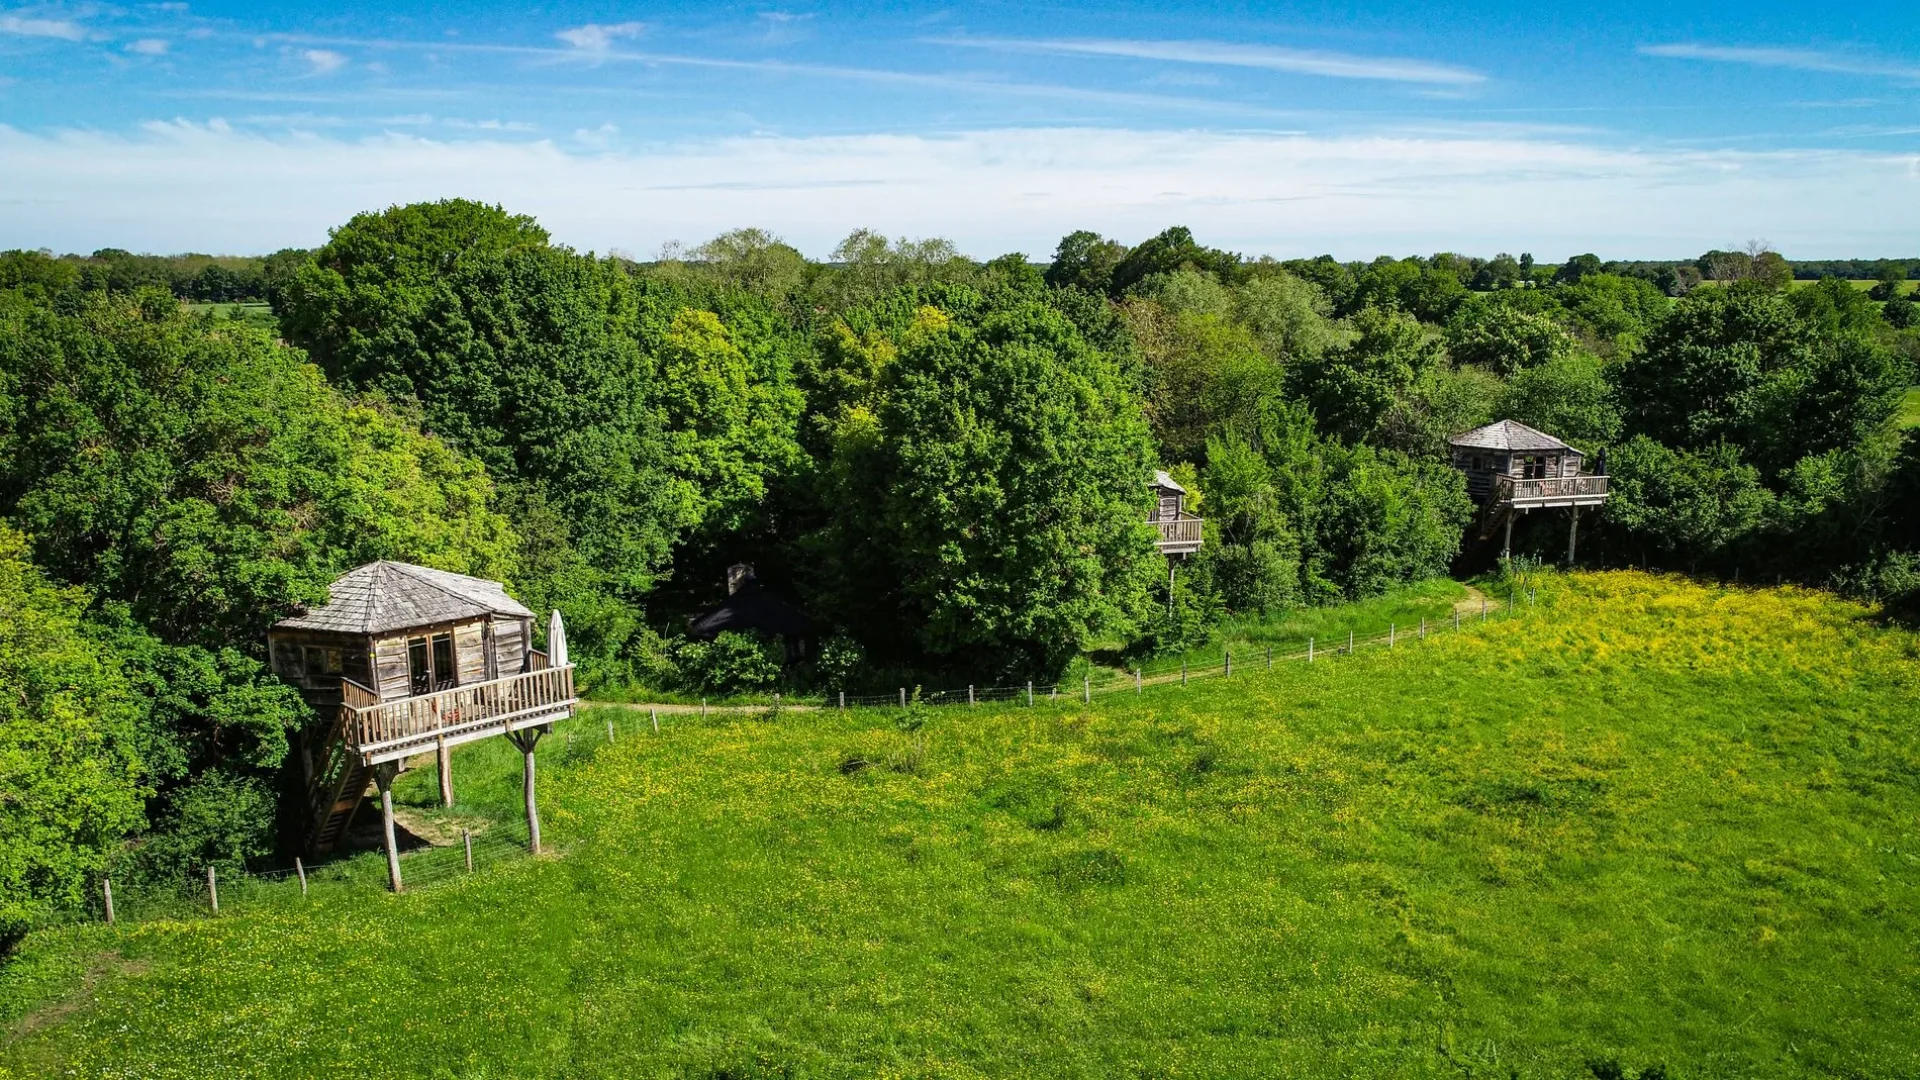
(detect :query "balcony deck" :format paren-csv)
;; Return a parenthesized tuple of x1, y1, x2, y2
(1500, 474, 1608, 509)
(1155, 517, 1203, 555)
(342, 663, 577, 766)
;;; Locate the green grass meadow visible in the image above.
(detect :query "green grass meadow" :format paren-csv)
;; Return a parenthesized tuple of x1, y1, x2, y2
(4, 572, 1919, 1078)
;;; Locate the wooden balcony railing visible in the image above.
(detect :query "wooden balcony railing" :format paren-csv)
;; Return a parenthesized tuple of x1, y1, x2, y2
(1507, 474, 1609, 505)
(1154, 517, 1203, 551)
(343, 665, 576, 764)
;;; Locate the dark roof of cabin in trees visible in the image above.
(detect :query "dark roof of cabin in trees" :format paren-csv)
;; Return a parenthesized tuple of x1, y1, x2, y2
(688, 578, 815, 641)
(272, 561, 534, 636)
(1152, 469, 1186, 493)
(1448, 420, 1577, 454)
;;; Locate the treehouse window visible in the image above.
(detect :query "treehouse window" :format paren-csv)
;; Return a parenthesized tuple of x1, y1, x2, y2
(1521, 456, 1547, 480)
(303, 646, 343, 677)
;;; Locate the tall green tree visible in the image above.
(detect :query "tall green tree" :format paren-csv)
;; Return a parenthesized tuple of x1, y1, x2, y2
(819, 290, 1160, 676)
(0, 528, 146, 941)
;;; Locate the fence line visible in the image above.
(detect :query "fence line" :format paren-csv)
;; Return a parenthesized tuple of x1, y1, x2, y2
(822, 587, 1534, 711)
(58, 585, 1537, 934)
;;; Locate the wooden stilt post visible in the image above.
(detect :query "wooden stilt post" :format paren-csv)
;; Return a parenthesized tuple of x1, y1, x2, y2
(437, 736, 454, 808)
(1503, 515, 1514, 560)
(1567, 505, 1581, 566)
(375, 762, 402, 893)
(508, 729, 543, 855)
(295, 857, 307, 897)
(207, 866, 219, 913)
(103, 875, 114, 925)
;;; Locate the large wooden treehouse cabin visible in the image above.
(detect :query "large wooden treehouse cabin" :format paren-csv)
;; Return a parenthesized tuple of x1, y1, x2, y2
(269, 561, 576, 890)
(1449, 420, 1609, 562)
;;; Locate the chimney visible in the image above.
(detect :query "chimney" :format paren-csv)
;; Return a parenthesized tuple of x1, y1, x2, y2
(726, 563, 755, 595)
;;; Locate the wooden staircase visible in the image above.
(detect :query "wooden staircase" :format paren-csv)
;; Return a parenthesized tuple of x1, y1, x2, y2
(307, 709, 370, 855)
(1475, 476, 1516, 541)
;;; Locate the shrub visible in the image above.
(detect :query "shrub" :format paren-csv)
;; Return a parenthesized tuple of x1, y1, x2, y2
(674, 632, 784, 695)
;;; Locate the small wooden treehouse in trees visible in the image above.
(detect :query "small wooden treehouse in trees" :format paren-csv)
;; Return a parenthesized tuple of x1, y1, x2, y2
(1149, 470, 1203, 557)
(269, 561, 576, 889)
(1449, 420, 1608, 562)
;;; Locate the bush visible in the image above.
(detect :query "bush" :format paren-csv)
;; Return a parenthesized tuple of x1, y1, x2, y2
(674, 632, 784, 695)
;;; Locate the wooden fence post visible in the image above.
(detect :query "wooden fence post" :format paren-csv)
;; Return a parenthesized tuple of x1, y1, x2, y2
(899, 687, 907, 708)
(1225, 650, 1232, 677)
(1027, 681, 1034, 706)
(701, 698, 707, 719)
(968, 684, 975, 706)
(1421, 618, 1426, 638)
(1135, 669, 1141, 694)
(839, 691, 846, 710)
(1390, 623, 1396, 648)
(651, 708, 659, 733)
(606, 717, 616, 743)
(1266, 646, 1272, 669)
(1308, 637, 1314, 662)
(463, 829, 473, 873)
(295, 857, 307, 897)
(1347, 630, 1354, 654)
(103, 875, 114, 925)
(1182, 661, 1187, 686)
(1083, 675, 1090, 703)
(207, 866, 219, 913)
(1455, 609, 1461, 631)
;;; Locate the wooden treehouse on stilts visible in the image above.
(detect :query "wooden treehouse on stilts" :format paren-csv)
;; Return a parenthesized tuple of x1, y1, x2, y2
(1449, 420, 1609, 563)
(268, 561, 576, 891)
(1150, 470, 1203, 610)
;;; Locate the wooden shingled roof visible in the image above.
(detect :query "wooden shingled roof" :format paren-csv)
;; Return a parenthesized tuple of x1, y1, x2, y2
(272, 561, 534, 636)
(1448, 419, 1577, 453)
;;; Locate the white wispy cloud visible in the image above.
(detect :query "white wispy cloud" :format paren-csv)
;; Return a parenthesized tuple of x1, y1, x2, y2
(301, 48, 347, 75)
(554, 21, 644, 53)
(1641, 43, 1920, 83)
(0, 12, 86, 40)
(929, 36, 1486, 86)
(2, 122, 1914, 258)
(127, 38, 169, 55)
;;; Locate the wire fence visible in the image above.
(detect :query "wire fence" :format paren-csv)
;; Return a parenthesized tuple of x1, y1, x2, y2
(58, 820, 537, 933)
(817, 587, 1536, 711)
(55, 585, 1538, 935)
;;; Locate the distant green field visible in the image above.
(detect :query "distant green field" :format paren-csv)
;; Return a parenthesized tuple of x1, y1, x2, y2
(5, 572, 1919, 1079)
(1898, 387, 1920, 430)
(183, 301, 278, 333)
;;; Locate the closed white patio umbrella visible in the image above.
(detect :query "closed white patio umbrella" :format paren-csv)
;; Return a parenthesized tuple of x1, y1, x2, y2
(547, 609, 568, 667)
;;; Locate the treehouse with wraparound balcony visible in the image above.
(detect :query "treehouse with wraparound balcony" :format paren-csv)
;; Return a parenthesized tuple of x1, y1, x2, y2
(268, 561, 576, 891)
(1150, 470, 1203, 557)
(1449, 420, 1608, 564)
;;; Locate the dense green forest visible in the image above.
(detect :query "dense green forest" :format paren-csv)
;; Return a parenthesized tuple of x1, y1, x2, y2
(2, 201, 1917, 938)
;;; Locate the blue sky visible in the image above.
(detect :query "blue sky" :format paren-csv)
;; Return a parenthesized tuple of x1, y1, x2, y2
(1, 0, 1915, 259)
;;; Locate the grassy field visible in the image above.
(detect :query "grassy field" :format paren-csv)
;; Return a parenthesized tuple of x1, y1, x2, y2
(4, 572, 1919, 1078)
(183, 301, 278, 333)
(1897, 387, 1920, 430)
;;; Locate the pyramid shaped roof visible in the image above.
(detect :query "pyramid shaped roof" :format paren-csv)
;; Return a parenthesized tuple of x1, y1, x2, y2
(1449, 419, 1578, 453)
(272, 562, 533, 636)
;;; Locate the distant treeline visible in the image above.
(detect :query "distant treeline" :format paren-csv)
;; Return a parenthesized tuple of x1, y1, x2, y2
(5, 247, 311, 303)
(11, 246, 1914, 307)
